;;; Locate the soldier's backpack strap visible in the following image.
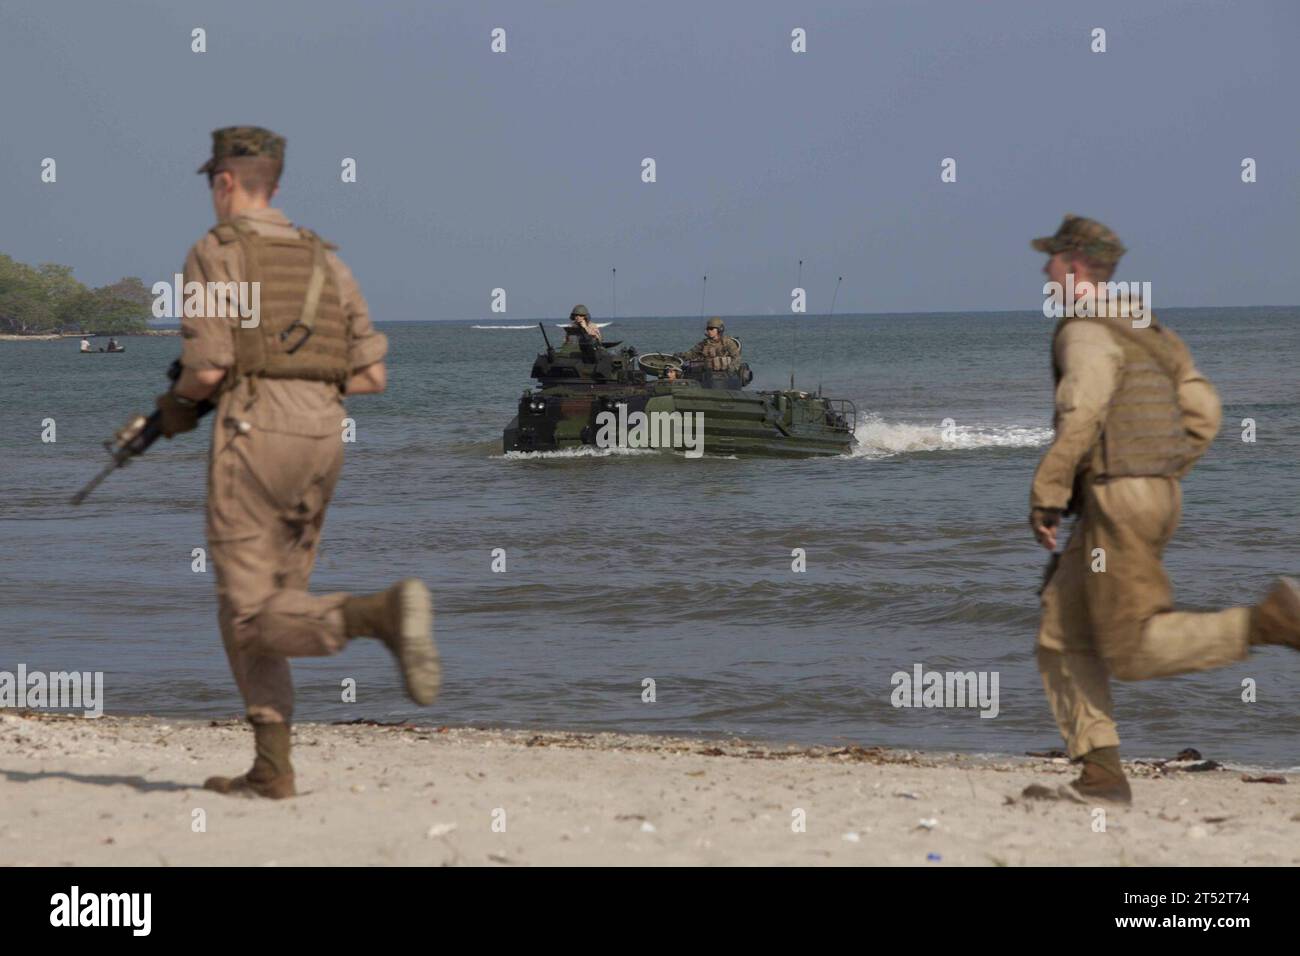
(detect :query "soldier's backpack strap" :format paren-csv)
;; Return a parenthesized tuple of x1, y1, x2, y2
(210, 223, 241, 244)
(1101, 319, 1184, 382)
(266, 227, 334, 356)
(218, 218, 268, 383)
(295, 229, 328, 335)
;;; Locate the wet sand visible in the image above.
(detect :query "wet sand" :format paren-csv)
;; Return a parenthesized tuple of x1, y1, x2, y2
(1, 713, 1295, 866)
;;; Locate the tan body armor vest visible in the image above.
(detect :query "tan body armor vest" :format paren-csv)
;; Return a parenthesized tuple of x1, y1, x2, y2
(211, 220, 351, 385)
(1053, 316, 1191, 479)
(699, 336, 739, 371)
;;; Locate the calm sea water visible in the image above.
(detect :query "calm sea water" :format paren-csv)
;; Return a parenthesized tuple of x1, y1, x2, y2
(2, 309, 1297, 766)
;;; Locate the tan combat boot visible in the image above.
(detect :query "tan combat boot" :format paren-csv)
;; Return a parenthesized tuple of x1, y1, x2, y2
(204, 722, 296, 799)
(1250, 577, 1300, 650)
(1069, 746, 1132, 805)
(343, 579, 441, 705)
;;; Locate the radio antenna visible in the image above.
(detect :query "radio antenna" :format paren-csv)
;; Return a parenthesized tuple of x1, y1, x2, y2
(611, 267, 617, 320)
(818, 276, 842, 397)
(700, 275, 708, 319)
(790, 259, 802, 391)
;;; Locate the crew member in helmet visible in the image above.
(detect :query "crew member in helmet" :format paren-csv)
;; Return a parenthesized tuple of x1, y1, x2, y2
(564, 304, 602, 343)
(677, 317, 740, 371)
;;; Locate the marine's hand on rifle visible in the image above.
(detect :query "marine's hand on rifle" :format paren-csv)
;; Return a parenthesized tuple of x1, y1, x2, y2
(155, 391, 200, 438)
(72, 361, 216, 505)
(1030, 507, 1063, 551)
(113, 414, 149, 447)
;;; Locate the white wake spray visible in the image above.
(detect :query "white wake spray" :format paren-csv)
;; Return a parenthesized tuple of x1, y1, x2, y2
(500, 445, 658, 460)
(847, 414, 1052, 459)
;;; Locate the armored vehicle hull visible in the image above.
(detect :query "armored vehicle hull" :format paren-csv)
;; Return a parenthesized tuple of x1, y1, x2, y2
(502, 325, 856, 458)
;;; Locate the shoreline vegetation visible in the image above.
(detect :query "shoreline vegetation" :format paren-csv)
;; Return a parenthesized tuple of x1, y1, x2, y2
(1, 713, 1294, 865)
(0, 253, 155, 337)
(0, 328, 179, 341)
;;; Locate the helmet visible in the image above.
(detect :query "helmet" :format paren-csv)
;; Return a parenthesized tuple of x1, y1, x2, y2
(570, 304, 590, 319)
(706, 317, 724, 331)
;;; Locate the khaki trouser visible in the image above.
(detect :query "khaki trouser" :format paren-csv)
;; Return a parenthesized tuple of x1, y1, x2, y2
(1036, 476, 1251, 757)
(207, 411, 350, 725)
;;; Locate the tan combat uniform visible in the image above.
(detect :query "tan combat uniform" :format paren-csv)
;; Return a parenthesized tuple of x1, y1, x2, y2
(1034, 302, 1251, 757)
(181, 207, 387, 725)
(573, 317, 602, 342)
(680, 334, 741, 371)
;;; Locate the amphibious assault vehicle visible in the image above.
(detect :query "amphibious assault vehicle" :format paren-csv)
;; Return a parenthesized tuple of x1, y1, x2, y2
(502, 323, 857, 457)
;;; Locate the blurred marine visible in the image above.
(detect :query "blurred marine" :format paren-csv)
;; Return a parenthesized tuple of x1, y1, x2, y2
(1029, 214, 1299, 805)
(157, 126, 440, 799)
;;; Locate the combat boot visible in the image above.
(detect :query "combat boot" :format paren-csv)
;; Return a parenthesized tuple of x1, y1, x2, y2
(1250, 577, 1300, 650)
(1069, 746, 1132, 805)
(343, 578, 441, 705)
(204, 722, 296, 799)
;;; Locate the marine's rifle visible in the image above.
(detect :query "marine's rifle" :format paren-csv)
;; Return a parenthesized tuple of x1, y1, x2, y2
(70, 360, 214, 505)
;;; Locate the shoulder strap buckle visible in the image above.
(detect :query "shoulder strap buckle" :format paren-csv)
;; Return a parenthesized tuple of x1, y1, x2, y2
(278, 321, 314, 355)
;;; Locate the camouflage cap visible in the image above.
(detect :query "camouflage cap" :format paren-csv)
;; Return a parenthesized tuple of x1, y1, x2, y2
(706, 317, 724, 330)
(197, 126, 286, 175)
(569, 304, 590, 318)
(1031, 214, 1126, 264)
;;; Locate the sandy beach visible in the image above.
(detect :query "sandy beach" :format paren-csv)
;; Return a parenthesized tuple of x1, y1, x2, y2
(1, 712, 1295, 866)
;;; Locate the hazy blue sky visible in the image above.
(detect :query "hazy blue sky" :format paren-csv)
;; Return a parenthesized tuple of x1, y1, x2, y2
(2, 0, 1296, 320)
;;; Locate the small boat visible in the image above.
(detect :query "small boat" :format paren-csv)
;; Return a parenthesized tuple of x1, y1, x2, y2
(80, 343, 126, 353)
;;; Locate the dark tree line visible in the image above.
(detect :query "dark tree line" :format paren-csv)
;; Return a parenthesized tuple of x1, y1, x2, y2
(0, 255, 153, 334)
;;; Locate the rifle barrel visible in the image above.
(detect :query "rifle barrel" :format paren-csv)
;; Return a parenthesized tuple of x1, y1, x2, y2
(70, 402, 208, 506)
(70, 461, 118, 506)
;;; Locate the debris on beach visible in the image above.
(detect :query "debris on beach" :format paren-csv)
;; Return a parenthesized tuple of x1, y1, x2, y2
(1019, 784, 1058, 801)
(1017, 783, 1084, 804)
(1131, 747, 1222, 775)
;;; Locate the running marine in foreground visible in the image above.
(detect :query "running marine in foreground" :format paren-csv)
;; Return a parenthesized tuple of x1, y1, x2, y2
(148, 126, 441, 798)
(1028, 214, 1300, 805)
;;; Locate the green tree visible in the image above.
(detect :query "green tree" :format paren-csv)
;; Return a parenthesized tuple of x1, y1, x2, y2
(0, 255, 151, 334)
(80, 277, 152, 333)
(0, 255, 60, 332)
